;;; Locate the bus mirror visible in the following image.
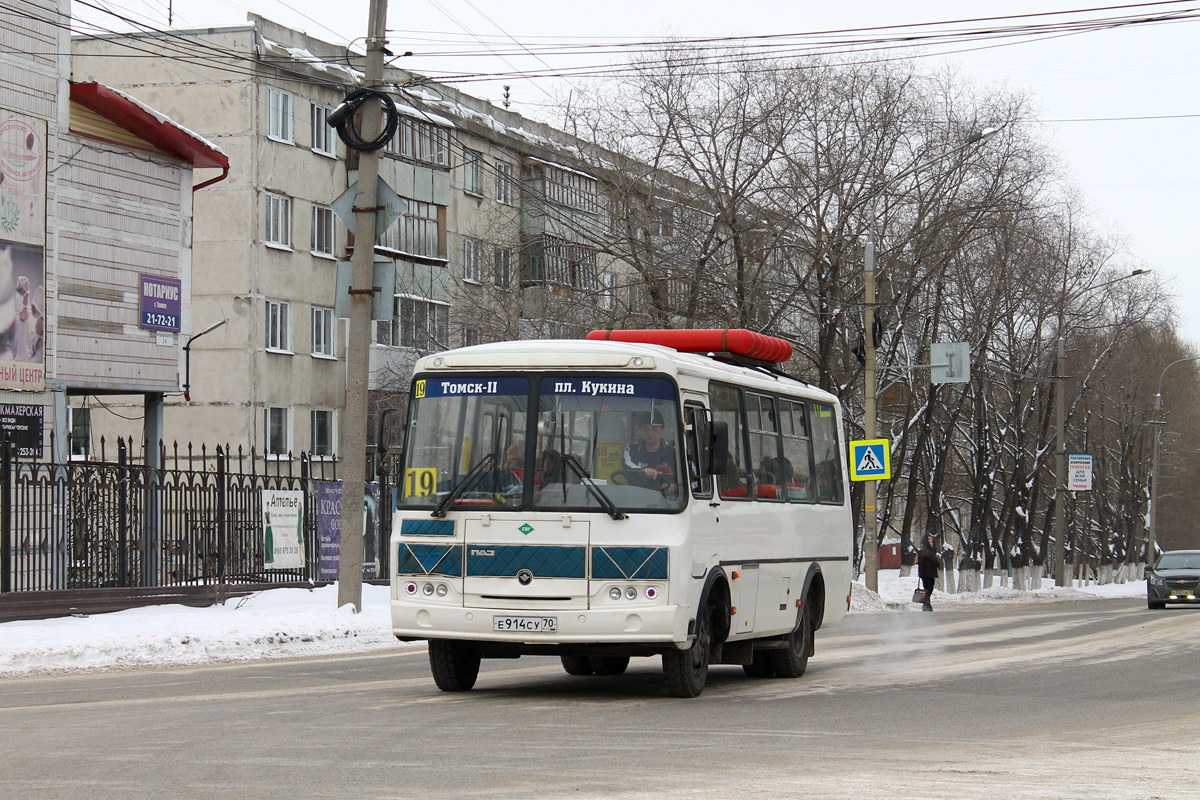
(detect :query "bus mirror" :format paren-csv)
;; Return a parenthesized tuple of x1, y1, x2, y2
(709, 421, 729, 475)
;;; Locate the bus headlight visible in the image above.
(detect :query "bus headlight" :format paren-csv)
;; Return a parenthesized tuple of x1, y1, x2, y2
(422, 583, 435, 596)
(436, 584, 448, 597)
(625, 587, 637, 600)
(609, 586, 622, 600)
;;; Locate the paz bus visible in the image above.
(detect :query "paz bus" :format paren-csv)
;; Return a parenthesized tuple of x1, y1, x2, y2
(390, 329, 853, 697)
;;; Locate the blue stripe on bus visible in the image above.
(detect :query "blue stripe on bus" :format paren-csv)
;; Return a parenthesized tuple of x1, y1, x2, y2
(466, 545, 585, 578)
(400, 519, 456, 536)
(396, 543, 462, 577)
(591, 547, 669, 580)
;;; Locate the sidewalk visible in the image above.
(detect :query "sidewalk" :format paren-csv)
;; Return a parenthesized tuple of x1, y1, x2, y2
(0, 572, 1146, 678)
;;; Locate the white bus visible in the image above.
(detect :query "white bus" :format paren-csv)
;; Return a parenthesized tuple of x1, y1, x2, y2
(391, 329, 853, 697)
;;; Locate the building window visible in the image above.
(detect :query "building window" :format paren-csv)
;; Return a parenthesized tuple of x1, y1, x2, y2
(388, 116, 449, 166)
(311, 409, 336, 458)
(602, 272, 616, 311)
(395, 295, 449, 351)
(265, 406, 291, 458)
(311, 204, 335, 256)
(267, 88, 294, 143)
(379, 200, 444, 259)
(628, 282, 641, 314)
(312, 306, 334, 357)
(462, 326, 481, 347)
(495, 161, 515, 205)
(462, 237, 482, 283)
(311, 103, 336, 156)
(462, 148, 481, 195)
(265, 192, 292, 248)
(493, 246, 512, 287)
(523, 160, 597, 214)
(69, 407, 91, 460)
(522, 235, 598, 289)
(266, 299, 291, 352)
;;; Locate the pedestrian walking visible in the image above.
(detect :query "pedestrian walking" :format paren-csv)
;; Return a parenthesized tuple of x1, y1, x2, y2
(916, 534, 940, 612)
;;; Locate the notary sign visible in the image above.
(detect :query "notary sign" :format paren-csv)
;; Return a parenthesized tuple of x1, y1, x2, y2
(262, 489, 305, 569)
(1069, 454, 1093, 492)
(139, 274, 181, 332)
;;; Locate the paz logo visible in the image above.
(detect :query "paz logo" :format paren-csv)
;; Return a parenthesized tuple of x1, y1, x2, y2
(518, 523, 534, 536)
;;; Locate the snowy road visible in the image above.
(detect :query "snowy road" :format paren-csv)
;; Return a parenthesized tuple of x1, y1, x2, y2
(2, 597, 1196, 799)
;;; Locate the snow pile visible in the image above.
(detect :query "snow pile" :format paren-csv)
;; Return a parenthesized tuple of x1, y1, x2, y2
(0, 584, 407, 677)
(862, 568, 1144, 611)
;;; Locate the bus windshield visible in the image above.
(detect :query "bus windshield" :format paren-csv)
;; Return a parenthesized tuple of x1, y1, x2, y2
(400, 373, 684, 513)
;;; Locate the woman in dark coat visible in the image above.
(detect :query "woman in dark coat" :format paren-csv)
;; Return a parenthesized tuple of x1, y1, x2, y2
(916, 534, 940, 612)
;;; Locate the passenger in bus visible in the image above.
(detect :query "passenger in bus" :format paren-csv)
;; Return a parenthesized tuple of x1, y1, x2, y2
(535, 448, 566, 486)
(758, 455, 795, 499)
(624, 408, 678, 494)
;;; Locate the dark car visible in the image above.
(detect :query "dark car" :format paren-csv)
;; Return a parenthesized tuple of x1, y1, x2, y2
(1145, 550, 1200, 610)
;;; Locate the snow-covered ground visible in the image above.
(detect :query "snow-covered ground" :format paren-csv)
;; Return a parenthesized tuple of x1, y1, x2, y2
(0, 571, 1144, 678)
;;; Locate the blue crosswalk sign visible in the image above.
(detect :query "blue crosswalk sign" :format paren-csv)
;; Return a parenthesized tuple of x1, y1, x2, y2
(849, 439, 891, 481)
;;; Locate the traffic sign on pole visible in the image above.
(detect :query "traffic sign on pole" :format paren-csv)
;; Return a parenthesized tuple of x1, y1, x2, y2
(849, 439, 891, 481)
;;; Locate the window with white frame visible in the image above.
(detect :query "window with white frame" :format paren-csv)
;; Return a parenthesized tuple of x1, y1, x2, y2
(379, 200, 443, 259)
(266, 299, 291, 351)
(495, 161, 515, 204)
(69, 407, 91, 460)
(462, 148, 482, 195)
(602, 272, 617, 311)
(388, 116, 450, 165)
(311, 204, 335, 256)
(523, 235, 598, 289)
(267, 88, 294, 143)
(265, 405, 291, 457)
(493, 246, 512, 287)
(265, 192, 292, 248)
(395, 295, 449, 351)
(462, 237, 483, 283)
(311, 409, 336, 458)
(310, 103, 336, 156)
(311, 306, 334, 357)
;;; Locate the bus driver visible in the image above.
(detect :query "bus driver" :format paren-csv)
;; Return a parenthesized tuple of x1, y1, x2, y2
(623, 408, 678, 494)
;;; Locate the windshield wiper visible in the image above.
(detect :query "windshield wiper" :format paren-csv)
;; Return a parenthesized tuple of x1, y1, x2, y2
(431, 452, 497, 518)
(562, 453, 626, 521)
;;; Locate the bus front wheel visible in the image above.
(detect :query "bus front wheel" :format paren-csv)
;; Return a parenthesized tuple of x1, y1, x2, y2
(663, 604, 712, 697)
(428, 639, 482, 691)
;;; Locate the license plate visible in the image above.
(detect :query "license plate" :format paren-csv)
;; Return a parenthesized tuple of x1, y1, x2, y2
(493, 615, 557, 633)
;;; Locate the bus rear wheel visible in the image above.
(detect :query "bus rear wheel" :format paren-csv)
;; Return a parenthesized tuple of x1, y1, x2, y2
(663, 603, 712, 697)
(428, 639, 482, 691)
(770, 600, 812, 678)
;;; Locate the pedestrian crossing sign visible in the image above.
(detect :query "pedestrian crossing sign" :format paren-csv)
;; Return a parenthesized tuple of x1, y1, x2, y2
(849, 439, 891, 481)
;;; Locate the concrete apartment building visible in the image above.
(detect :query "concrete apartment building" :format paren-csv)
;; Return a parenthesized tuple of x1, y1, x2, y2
(2, 0, 223, 461)
(73, 15, 643, 461)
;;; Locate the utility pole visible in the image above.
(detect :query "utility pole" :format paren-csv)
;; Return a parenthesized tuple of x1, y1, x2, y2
(337, 0, 389, 611)
(1053, 335, 1068, 589)
(862, 230, 879, 593)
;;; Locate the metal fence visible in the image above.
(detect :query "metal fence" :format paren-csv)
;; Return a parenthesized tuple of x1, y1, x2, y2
(1, 437, 347, 593)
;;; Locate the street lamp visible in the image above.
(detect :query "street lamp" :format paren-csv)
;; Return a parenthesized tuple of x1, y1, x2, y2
(1147, 355, 1200, 564)
(862, 126, 998, 593)
(1050, 268, 1150, 589)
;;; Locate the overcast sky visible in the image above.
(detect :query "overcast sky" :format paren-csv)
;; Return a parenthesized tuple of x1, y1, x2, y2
(72, 0, 1200, 343)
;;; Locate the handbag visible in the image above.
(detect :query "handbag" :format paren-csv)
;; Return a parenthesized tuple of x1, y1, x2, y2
(912, 587, 929, 604)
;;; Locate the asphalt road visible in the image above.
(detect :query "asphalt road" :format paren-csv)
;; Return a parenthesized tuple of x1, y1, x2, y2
(2, 599, 1197, 799)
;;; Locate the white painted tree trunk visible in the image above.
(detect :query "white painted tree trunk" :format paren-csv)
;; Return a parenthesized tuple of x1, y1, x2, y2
(959, 568, 979, 593)
(1098, 564, 1113, 585)
(899, 564, 912, 577)
(1030, 568, 1043, 590)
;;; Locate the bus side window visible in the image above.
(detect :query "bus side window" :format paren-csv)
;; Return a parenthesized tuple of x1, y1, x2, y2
(710, 383, 751, 500)
(747, 392, 784, 502)
(810, 403, 845, 504)
(684, 404, 712, 498)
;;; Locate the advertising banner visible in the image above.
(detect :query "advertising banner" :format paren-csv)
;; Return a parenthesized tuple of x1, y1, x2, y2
(0, 402, 42, 457)
(315, 480, 341, 580)
(0, 110, 47, 391)
(262, 489, 305, 569)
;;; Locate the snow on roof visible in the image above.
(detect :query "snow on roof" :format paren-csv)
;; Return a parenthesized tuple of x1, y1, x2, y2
(259, 36, 364, 82)
(101, 84, 228, 159)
